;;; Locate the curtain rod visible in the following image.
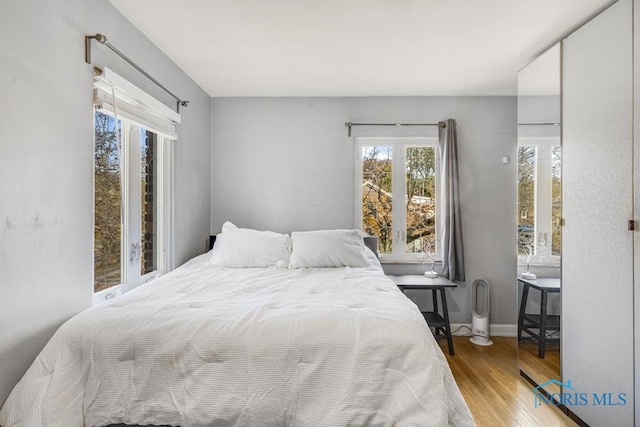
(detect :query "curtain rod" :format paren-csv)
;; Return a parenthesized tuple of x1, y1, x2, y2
(344, 121, 443, 137)
(85, 34, 189, 113)
(518, 122, 560, 126)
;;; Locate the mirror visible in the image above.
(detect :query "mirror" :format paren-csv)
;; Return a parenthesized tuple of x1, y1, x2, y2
(516, 42, 561, 394)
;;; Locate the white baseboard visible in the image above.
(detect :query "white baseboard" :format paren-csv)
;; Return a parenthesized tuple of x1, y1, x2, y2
(451, 323, 517, 337)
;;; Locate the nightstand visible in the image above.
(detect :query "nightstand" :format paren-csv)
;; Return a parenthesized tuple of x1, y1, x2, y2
(517, 276, 560, 358)
(387, 274, 457, 355)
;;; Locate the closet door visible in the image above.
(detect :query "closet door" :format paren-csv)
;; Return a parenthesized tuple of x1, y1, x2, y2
(635, 0, 640, 422)
(562, 0, 633, 425)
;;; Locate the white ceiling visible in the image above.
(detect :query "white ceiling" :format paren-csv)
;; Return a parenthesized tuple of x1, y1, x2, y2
(108, 0, 614, 97)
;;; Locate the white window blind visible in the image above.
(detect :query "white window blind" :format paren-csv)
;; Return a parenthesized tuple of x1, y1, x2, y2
(93, 67, 180, 139)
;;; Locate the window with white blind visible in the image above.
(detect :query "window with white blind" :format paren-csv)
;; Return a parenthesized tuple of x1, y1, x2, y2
(93, 68, 177, 301)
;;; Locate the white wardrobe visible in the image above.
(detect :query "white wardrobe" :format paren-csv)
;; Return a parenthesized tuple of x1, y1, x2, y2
(562, 0, 637, 425)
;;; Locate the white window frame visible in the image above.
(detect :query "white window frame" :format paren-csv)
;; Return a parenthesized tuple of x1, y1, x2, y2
(355, 137, 441, 263)
(518, 136, 561, 265)
(123, 123, 173, 289)
(93, 69, 176, 303)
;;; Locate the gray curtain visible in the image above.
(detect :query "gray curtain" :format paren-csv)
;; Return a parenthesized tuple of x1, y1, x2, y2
(439, 119, 465, 281)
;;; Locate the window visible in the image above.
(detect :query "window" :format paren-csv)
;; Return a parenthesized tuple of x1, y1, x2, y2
(355, 138, 440, 262)
(93, 68, 177, 300)
(94, 112, 122, 291)
(517, 137, 561, 260)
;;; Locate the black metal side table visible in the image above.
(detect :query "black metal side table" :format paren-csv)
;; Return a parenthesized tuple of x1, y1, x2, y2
(517, 276, 561, 358)
(387, 275, 457, 355)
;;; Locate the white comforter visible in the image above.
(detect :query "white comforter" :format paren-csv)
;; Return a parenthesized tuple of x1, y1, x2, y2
(0, 253, 475, 427)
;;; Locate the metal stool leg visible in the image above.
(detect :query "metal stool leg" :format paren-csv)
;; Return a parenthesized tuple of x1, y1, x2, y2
(440, 288, 454, 355)
(538, 289, 548, 358)
(518, 282, 530, 341)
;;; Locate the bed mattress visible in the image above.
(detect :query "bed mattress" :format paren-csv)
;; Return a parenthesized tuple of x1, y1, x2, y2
(0, 253, 475, 426)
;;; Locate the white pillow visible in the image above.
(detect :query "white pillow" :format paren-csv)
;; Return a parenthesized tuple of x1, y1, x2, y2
(221, 220, 238, 232)
(210, 225, 291, 268)
(290, 229, 369, 268)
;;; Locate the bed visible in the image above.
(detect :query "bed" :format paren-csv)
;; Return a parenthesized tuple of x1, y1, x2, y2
(0, 225, 475, 426)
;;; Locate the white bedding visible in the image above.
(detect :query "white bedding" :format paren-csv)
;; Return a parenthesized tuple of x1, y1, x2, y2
(0, 252, 475, 427)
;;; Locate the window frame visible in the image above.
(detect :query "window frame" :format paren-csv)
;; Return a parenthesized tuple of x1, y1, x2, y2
(92, 72, 176, 303)
(517, 135, 561, 265)
(354, 136, 441, 263)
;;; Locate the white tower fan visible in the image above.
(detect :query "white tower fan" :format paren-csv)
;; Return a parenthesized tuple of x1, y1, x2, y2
(470, 279, 493, 346)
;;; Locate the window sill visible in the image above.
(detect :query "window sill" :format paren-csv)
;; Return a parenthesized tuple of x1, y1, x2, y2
(517, 255, 560, 268)
(379, 257, 442, 265)
(93, 285, 123, 305)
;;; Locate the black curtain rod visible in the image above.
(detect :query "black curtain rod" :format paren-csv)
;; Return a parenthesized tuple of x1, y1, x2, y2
(85, 33, 189, 113)
(344, 121, 443, 137)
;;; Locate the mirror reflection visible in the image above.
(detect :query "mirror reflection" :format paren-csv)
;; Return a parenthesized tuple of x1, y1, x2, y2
(516, 42, 561, 395)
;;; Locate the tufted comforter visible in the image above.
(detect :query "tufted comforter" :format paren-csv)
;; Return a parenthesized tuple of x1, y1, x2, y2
(0, 253, 474, 427)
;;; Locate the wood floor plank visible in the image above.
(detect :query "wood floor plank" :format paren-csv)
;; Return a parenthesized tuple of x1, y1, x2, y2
(439, 336, 576, 427)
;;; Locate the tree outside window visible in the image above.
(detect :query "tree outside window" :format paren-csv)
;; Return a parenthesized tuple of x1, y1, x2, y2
(358, 139, 439, 260)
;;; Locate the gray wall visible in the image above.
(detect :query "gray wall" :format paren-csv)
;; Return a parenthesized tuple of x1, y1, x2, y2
(211, 96, 517, 325)
(0, 0, 211, 404)
(518, 95, 561, 125)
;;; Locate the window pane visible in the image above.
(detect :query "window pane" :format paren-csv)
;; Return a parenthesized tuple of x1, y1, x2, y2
(361, 146, 393, 254)
(518, 146, 536, 255)
(551, 146, 562, 256)
(405, 146, 436, 254)
(94, 112, 122, 292)
(141, 129, 158, 275)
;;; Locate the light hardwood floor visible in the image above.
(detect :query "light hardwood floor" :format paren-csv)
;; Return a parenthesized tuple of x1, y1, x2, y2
(518, 340, 561, 396)
(441, 336, 576, 427)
